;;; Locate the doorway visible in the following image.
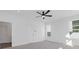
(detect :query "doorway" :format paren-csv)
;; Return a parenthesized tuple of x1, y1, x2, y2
(0, 22, 12, 48)
(45, 24, 51, 40)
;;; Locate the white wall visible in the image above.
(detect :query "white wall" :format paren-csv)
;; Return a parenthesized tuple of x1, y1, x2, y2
(12, 18, 44, 46)
(48, 20, 69, 44)
(48, 14, 79, 46)
(0, 10, 44, 47)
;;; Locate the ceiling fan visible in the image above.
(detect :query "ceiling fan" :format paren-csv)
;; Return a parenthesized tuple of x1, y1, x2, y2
(36, 10, 52, 20)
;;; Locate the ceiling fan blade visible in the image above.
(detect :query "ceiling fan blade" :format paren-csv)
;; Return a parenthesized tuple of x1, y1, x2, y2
(44, 10, 50, 15)
(36, 12, 42, 15)
(45, 15, 52, 17)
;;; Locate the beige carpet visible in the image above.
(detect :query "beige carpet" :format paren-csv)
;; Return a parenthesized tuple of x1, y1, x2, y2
(7, 40, 79, 49)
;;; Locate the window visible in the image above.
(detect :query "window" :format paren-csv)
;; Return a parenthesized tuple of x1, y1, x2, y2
(72, 20, 79, 32)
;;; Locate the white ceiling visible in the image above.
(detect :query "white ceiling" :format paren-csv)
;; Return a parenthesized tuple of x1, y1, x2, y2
(0, 10, 79, 20)
(17, 10, 79, 20)
(52, 10, 79, 20)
